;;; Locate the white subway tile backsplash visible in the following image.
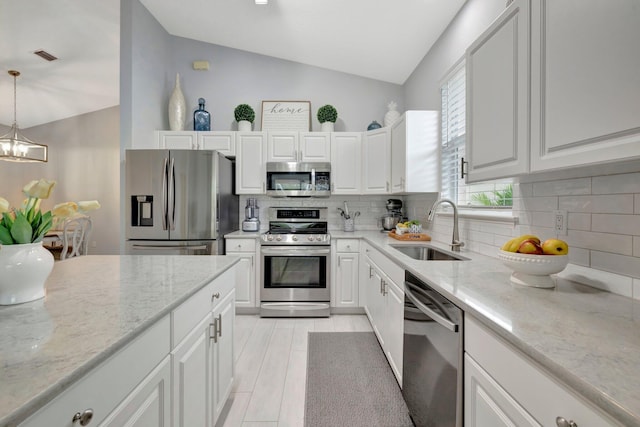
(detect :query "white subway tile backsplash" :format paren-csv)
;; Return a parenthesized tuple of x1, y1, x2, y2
(634, 237, 640, 257)
(592, 172, 640, 194)
(633, 279, 640, 301)
(559, 194, 634, 214)
(566, 247, 590, 267)
(531, 211, 554, 228)
(567, 213, 591, 231)
(565, 230, 633, 255)
(635, 195, 640, 214)
(532, 178, 591, 196)
(556, 264, 633, 297)
(590, 250, 640, 278)
(591, 214, 640, 235)
(519, 196, 559, 211)
(515, 182, 533, 198)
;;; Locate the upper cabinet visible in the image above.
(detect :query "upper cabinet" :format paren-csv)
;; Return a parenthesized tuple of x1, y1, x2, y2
(529, 0, 640, 171)
(266, 131, 331, 162)
(465, 0, 530, 183)
(331, 132, 362, 195)
(156, 131, 235, 157)
(362, 128, 391, 194)
(390, 111, 440, 193)
(236, 132, 266, 194)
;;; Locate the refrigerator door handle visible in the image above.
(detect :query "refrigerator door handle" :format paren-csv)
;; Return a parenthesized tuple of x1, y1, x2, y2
(215, 193, 220, 238)
(162, 157, 169, 231)
(131, 244, 208, 250)
(168, 157, 176, 230)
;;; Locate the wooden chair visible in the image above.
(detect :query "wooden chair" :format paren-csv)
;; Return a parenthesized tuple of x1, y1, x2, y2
(61, 215, 92, 260)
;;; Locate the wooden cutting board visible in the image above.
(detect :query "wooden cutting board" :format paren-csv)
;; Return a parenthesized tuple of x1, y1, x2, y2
(388, 230, 431, 241)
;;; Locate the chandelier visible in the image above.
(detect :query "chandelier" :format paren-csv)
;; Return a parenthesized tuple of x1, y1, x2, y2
(0, 70, 48, 162)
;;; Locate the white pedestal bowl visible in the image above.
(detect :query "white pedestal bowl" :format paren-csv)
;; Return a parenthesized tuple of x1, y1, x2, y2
(498, 250, 569, 288)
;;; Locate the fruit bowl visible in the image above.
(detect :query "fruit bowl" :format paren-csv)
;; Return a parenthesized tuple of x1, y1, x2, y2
(498, 250, 569, 288)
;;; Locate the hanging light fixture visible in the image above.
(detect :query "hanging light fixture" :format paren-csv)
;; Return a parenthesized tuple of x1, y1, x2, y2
(0, 70, 48, 162)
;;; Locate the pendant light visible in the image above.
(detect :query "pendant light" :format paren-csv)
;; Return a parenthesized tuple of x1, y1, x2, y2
(0, 70, 48, 162)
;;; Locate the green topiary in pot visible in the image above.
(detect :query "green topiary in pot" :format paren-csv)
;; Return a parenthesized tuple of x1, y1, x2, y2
(317, 104, 338, 123)
(234, 104, 255, 123)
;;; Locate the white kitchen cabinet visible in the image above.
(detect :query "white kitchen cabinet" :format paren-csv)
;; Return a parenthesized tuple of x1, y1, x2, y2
(211, 290, 235, 424)
(465, 0, 530, 182)
(156, 131, 236, 156)
(266, 131, 331, 162)
(390, 111, 440, 193)
(19, 316, 171, 427)
(225, 238, 258, 309)
(529, 0, 640, 171)
(465, 316, 620, 427)
(236, 132, 267, 194)
(330, 132, 362, 194)
(362, 127, 391, 194)
(360, 242, 404, 385)
(332, 239, 360, 308)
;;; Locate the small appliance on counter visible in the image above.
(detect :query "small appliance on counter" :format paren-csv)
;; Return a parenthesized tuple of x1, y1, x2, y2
(380, 198, 406, 231)
(242, 198, 260, 232)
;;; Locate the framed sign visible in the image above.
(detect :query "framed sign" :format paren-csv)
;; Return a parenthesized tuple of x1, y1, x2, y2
(261, 100, 311, 131)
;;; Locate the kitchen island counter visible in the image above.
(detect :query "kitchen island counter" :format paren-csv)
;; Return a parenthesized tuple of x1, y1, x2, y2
(0, 255, 239, 427)
(332, 230, 640, 426)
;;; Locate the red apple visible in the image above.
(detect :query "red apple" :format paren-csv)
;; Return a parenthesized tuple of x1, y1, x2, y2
(517, 239, 543, 254)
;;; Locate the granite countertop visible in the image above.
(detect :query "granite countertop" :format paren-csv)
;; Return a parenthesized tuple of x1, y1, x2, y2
(0, 255, 239, 427)
(332, 230, 640, 426)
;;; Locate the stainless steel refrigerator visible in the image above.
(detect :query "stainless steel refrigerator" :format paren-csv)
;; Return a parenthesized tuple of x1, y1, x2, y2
(125, 149, 238, 255)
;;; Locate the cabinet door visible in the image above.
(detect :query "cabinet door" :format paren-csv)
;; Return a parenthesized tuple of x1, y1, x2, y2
(199, 132, 236, 156)
(331, 132, 362, 194)
(333, 253, 359, 308)
(236, 132, 266, 194)
(368, 265, 386, 347)
(362, 128, 391, 194)
(267, 131, 298, 161)
(157, 131, 197, 150)
(390, 116, 407, 193)
(226, 253, 255, 308)
(530, 0, 640, 171)
(384, 278, 404, 386)
(465, 354, 541, 427)
(465, 0, 530, 182)
(211, 290, 235, 425)
(100, 357, 172, 427)
(171, 314, 212, 427)
(300, 132, 331, 162)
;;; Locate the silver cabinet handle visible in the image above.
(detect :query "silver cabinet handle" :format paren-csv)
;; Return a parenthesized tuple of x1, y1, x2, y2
(217, 314, 222, 338)
(369, 266, 373, 278)
(382, 280, 387, 296)
(211, 292, 220, 301)
(72, 409, 94, 425)
(210, 321, 218, 343)
(386, 181, 389, 192)
(556, 417, 578, 427)
(379, 278, 384, 294)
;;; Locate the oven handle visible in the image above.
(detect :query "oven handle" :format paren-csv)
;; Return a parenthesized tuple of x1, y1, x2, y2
(405, 282, 459, 333)
(261, 246, 330, 256)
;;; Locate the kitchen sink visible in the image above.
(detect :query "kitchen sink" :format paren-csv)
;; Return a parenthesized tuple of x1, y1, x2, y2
(390, 245, 468, 261)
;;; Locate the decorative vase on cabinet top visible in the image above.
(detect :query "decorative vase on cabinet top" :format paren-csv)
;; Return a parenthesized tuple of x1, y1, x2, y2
(384, 101, 400, 127)
(0, 242, 54, 305)
(168, 73, 186, 131)
(367, 120, 382, 130)
(194, 98, 211, 131)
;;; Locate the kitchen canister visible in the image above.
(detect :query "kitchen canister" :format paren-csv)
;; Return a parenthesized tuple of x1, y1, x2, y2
(343, 217, 354, 232)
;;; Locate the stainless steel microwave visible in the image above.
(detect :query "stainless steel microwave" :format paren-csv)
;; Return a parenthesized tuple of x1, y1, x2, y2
(266, 162, 331, 197)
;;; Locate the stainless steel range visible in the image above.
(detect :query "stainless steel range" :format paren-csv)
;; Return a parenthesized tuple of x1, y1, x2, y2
(260, 207, 331, 317)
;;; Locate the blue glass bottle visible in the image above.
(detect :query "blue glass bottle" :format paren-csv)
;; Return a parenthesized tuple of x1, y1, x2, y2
(193, 98, 211, 131)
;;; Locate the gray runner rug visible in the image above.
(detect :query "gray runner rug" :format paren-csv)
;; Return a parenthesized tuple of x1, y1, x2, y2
(305, 332, 413, 427)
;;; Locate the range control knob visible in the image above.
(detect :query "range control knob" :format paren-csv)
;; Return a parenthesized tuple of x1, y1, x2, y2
(307, 236, 314, 241)
(292, 236, 298, 241)
(276, 236, 282, 241)
(316, 236, 323, 241)
(267, 235, 274, 241)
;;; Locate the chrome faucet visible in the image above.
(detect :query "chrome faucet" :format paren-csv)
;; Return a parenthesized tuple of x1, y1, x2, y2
(427, 198, 464, 252)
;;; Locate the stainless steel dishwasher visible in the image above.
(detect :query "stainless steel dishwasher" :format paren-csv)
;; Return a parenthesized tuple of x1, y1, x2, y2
(402, 271, 463, 427)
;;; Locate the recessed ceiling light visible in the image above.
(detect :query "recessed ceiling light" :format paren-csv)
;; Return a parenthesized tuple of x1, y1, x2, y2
(255, 0, 268, 4)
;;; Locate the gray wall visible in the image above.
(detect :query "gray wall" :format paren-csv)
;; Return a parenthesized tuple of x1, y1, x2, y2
(0, 107, 120, 255)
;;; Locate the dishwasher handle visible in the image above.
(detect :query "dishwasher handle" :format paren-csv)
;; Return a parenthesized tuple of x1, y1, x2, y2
(405, 282, 459, 333)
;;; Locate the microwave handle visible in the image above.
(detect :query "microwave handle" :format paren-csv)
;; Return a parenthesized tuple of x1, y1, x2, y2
(311, 168, 316, 190)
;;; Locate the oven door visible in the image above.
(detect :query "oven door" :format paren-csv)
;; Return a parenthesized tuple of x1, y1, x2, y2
(261, 245, 331, 302)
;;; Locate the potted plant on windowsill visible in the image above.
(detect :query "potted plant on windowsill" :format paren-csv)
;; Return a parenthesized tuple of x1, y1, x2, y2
(317, 104, 338, 132)
(234, 104, 255, 132)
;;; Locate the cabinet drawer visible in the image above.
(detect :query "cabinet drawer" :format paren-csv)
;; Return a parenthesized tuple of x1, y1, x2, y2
(362, 243, 404, 288)
(172, 268, 235, 348)
(465, 316, 619, 426)
(19, 316, 170, 427)
(336, 239, 360, 252)
(226, 238, 256, 253)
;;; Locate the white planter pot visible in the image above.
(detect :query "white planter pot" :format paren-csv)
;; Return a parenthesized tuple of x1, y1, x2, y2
(321, 122, 334, 132)
(0, 242, 54, 305)
(238, 120, 252, 132)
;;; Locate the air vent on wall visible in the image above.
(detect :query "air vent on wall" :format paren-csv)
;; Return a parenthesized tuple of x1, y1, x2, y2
(33, 50, 58, 62)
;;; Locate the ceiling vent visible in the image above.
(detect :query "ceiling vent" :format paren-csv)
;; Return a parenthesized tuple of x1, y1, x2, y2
(33, 50, 58, 62)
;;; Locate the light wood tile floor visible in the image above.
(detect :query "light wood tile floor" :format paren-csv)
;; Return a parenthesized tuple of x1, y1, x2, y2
(218, 314, 373, 427)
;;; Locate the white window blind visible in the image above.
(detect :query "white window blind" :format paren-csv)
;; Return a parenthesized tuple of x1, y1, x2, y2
(440, 61, 513, 208)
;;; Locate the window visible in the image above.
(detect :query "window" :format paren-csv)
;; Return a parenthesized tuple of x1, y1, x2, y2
(440, 61, 512, 208)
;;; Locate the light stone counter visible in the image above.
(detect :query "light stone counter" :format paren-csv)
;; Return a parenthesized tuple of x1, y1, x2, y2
(0, 255, 239, 427)
(332, 230, 640, 426)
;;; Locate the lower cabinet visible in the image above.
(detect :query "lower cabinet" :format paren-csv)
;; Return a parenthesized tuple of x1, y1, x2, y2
(360, 242, 404, 385)
(18, 267, 236, 427)
(226, 238, 259, 309)
(332, 239, 360, 308)
(465, 316, 620, 427)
